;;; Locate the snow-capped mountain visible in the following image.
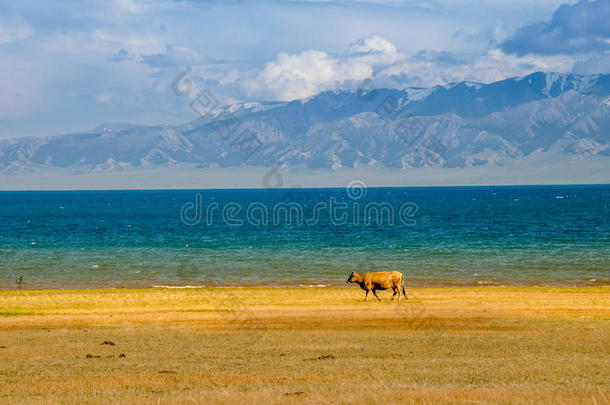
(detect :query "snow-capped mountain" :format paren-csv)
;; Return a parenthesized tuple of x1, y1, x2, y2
(1, 72, 609, 177)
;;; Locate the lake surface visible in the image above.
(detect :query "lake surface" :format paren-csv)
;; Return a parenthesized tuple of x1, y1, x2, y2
(1, 185, 608, 288)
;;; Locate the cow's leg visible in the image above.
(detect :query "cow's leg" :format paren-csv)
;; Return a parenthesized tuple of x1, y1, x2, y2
(364, 290, 369, 302)
(372, 289, 381, 301)
(392, 287, 399, 301)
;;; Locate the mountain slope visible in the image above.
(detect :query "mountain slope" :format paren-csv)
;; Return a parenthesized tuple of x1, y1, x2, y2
(1, 72, 609, 176)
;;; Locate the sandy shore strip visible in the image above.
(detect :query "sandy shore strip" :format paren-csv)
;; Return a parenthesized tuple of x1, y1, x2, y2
(0, 286, 608, 404)
(2, 276, 609, 290)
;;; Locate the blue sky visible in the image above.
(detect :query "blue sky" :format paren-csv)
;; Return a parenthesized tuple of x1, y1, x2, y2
(0, 0, 608, 139)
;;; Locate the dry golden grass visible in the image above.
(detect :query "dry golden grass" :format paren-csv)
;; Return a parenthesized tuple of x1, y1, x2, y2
(0, 286, 609, 404)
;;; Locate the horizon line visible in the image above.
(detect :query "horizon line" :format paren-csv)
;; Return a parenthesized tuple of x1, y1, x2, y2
(1, 183, 609, 192)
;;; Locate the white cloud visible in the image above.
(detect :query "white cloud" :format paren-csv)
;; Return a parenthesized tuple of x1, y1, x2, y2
(244, 35, 408, 101)
(348, 35, 397, 55)
(249, 49, 373, 100)
(347, 35, 402, 65)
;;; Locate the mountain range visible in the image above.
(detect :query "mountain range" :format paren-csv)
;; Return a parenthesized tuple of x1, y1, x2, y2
(1, 72, 609, 187)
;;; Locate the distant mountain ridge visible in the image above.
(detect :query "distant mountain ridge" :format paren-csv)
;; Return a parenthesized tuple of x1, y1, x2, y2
(1, 71, 609, 176)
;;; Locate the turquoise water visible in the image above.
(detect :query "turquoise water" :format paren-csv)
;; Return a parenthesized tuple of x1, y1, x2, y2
(0, 186, 608, 288)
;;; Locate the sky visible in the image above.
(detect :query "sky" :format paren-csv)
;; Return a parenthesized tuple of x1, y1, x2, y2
(0, 0, 608, 140)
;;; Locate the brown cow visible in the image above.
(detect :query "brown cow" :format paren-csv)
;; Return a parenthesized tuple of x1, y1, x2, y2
(346, 271, 407, 302)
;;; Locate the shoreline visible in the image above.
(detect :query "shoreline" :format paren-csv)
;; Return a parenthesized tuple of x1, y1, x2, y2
(2, 276, 609, 290)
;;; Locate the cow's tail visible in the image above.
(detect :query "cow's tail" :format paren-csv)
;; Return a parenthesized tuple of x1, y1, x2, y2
(401, 273, 408, 300)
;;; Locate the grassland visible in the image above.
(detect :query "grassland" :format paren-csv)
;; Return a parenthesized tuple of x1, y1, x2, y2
(0, 286, 609, 404)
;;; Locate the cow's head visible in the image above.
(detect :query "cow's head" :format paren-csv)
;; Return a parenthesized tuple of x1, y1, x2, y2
(346, 271, 357, 284)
